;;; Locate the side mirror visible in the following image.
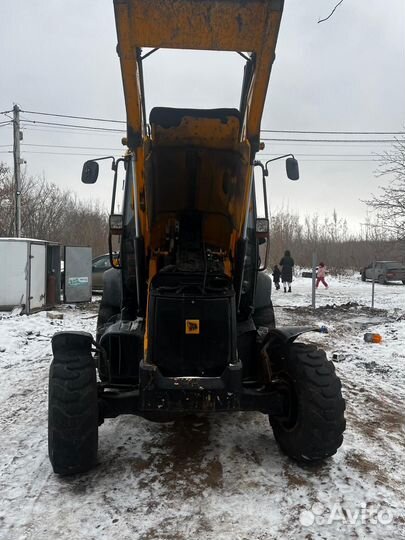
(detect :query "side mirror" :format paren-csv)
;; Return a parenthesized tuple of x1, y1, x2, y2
(256, 217, 269, 237)
(81, 160, 99, 184)
(286, 157, 299, 181)
(109, 214, 123, 235)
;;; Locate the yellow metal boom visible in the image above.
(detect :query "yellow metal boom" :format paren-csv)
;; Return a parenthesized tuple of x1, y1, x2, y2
(114, 0, 284, 152)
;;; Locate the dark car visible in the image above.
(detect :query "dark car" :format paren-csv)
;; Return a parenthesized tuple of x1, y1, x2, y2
(361, 261, 405, 285)
(92, 253, 114, 291)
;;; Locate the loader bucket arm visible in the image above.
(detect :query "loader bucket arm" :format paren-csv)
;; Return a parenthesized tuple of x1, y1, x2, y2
(113, 0, 284, 152)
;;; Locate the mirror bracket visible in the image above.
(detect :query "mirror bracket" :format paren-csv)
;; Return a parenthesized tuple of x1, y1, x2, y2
(255, 153, 299, 181)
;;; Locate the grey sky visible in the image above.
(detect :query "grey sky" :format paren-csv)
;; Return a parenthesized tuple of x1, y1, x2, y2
(1, 0, 404, 232)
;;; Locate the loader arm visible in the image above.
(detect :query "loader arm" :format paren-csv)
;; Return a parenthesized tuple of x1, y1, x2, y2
(114, 0, 284, 153)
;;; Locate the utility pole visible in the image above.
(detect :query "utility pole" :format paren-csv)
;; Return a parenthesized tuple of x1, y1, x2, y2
(13, 104, 22, 237)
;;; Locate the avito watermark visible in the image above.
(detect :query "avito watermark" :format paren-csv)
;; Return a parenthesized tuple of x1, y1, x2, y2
(299, 502, 393, 527)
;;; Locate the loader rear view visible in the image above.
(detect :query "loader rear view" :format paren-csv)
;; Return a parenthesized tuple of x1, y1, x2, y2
(48, 0, 345, 475)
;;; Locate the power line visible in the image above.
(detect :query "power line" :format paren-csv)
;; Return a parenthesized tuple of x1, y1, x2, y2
(21, 109, 126, 125)
(264, 141, 394, 147)
(22, 126, 120, 136)
(258, 153, 378, 157)
(5, 149, 378, 161)
(21, 143, 123, 151)
(261, 137, 398, 143)
(21, 118, 125, 133)
(297, 159, 379, 162)
(19, 122, 400, 143)
(19, 146, 379, 156)
(16, 150, 123, 157)
(261, 129, 405, 135)
(13, 107, 405, 136)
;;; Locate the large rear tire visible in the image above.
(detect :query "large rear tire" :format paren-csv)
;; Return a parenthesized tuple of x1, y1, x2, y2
(48, 332, 98, 475)
(270, 343, 345, 463)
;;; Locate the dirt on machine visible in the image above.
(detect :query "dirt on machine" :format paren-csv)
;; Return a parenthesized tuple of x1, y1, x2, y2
(48, 0, 345, 475)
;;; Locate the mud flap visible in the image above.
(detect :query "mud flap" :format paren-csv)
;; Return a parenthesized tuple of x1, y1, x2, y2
(261, 326, 322, 348)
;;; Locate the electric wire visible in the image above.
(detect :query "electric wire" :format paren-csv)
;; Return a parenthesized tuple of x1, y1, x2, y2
(262, 138, 397, 144)
(21, 143, 123, 151)
(21, 119, 125, 133)
(12, 150, 123, 157)
(21, 126, 122, 136)
(12, 107, 405, 137)
(20, 109, 126, 124)
(2, 107, 403, 165)
(261, 129, 405, 135)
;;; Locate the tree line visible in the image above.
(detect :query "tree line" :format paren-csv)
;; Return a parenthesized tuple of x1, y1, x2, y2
(268, 207, 403, 274)
(0, 163, 108, 256)
(1, 147, 404, 271)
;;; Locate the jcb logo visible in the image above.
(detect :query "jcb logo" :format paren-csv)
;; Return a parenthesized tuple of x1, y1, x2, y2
(185, 319, 200, 335)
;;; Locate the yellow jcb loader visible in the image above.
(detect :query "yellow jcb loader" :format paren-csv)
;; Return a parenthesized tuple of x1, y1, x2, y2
(48, 0, 345, 475)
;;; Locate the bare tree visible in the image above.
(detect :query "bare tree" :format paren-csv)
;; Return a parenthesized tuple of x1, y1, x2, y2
(269, 206, 398, 272)
(365, 137, 405, 240)
(0, 162, 109, 255)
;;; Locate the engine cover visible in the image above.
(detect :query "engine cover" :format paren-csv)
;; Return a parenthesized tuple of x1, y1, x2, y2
(147, 274, 237, 376)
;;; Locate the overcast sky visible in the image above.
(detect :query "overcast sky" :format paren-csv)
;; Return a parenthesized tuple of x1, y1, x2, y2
(1, 0, 404, 233)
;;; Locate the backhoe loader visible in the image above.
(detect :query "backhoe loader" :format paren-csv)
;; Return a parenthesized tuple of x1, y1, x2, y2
(48, 0, 345, 475)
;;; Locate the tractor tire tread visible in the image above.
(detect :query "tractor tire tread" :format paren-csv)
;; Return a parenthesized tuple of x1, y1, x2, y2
(270, 342, 345, 463)
(48, 346, 98, 475)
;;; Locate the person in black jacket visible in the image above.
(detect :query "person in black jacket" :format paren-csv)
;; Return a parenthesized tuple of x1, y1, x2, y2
(272, 264, 281, 290)
(279, 250, 294, 293)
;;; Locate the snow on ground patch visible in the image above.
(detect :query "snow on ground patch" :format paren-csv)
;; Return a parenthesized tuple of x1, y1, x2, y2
(0, 277, 404, 540)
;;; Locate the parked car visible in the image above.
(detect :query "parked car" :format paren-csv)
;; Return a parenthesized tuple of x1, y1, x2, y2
(361, 261, 405, 285)
(92, 253, 116, 291)
(61, 253, 118, 293)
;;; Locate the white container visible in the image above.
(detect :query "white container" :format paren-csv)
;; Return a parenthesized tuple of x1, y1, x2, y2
(0, 238, 60, 314)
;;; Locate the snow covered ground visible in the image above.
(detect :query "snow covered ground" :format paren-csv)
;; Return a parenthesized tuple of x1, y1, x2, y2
(0, 274, 404, 539)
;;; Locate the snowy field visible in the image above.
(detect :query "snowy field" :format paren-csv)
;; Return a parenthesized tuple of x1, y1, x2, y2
(0, 273, 404, 539)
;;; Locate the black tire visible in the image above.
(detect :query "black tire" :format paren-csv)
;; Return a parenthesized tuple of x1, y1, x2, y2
(270, 343, 345, 463)
(378, 275, 386, 285)
(48, 332, 98, 475)
(402, 280, 405, 285)
(361, 271, 366, 282)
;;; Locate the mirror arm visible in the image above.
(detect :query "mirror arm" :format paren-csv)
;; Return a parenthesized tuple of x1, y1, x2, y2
(110, 157, 125, 215)
(92, 155, 117, 168)
(264, 153, 295, 175)
(262, 175, 269, 221)
(253, 160, 270, 219)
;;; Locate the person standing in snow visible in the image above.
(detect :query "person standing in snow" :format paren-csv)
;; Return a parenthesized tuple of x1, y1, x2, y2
(279, 250, 294, 292)
(316, 262, 329, 289)
(272, 264, 281, 290)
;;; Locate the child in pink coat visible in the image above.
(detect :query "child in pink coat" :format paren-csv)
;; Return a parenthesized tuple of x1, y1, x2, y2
(316, 262, 328, 288)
